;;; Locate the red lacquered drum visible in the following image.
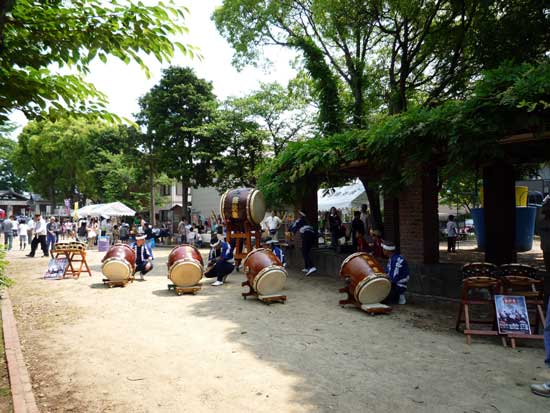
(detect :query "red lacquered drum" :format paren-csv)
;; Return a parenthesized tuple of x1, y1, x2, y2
(242, 248, 287, 295)
(219, 188, 266, 225)
(167, 245, 204, 287)
(339, 252, 391, 304)
(101, 244, 136, 282)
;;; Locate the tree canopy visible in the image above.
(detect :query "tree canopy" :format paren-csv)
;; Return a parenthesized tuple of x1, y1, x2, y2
(0, 0, 193, 122)
(256, 61, 550, 206)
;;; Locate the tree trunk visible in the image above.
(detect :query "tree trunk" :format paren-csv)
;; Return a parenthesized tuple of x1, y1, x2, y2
(149, 162, 156, 226)
(359, 177, 383, 231)
(181, 183, 189, 221)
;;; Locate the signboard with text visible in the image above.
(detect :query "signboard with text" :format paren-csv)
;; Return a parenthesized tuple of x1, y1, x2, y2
(495, 295, 531, 335)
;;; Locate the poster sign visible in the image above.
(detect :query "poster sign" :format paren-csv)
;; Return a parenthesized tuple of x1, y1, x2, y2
(495, 295, 531, 335)
(44, 258, 68, 280)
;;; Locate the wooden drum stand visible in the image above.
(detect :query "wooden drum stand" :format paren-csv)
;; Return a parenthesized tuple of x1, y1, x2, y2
(102, 276, 135, 288)
(225, 221, 261, 267)
(339, 287, 392, 315)
(168, 284, 201, 295)
(242, 280, 287, 304)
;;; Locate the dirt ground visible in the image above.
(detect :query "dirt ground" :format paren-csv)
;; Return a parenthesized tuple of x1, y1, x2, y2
(3, 246, 550, 412)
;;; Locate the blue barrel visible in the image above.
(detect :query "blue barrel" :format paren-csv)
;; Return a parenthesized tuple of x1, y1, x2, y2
(471, 208, 485, 251)
(515, 206, 536, 251)
(471, 207, 536, 252)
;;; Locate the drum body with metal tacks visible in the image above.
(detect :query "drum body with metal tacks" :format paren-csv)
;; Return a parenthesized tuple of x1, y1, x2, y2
(101, 244, 136, 282)
(242, 248, 287, 295)
(167, 245, 204, 287)
(340, 252, 391, 304)
(220, 188, 266, 226)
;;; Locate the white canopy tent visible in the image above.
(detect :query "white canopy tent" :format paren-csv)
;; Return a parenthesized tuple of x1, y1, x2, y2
(317, 182, 368, 211)
(77, 202, 136, 218)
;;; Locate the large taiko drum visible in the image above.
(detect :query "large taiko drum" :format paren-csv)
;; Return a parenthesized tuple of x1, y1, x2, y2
(167, 245, 204, 287)
(242, 248, 287, 295)
(220, 188, 266, 226)
(101, 244, 136, 282)
(339, 252, 391, 304)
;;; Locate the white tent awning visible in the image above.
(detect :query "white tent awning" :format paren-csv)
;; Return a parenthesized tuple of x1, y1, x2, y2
(77, 202, 135, 218)
(317, 182, 367, 211)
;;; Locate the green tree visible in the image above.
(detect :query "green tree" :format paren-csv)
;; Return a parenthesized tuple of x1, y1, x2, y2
(0, 122, 27, 192)
(12, 118, 108, 204)
(136, 67, 221, 222)
(213, 0, 381, 130)
(0, 0, 193, 122)
(205, 103, 266, 191)
(228, 82, 316, 155)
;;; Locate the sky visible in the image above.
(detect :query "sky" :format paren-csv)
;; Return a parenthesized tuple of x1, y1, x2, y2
(9, 0, 297, 132)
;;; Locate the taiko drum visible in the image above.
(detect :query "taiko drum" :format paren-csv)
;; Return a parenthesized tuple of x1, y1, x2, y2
(219, 188, 266, 226)
(339, 252, 391, 304)
(167, 244, 204, 287)
(242, 248, 287, 295)
(101, 244, 136, 282)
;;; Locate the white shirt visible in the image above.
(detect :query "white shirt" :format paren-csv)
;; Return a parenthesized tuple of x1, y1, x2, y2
(33, 218, 47, 236)
(18, 222, 28, 234)
(446, 221, 458, 237)
(263, 215, 282, 230)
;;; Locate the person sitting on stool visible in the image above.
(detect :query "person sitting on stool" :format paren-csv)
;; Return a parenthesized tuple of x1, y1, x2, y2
(205, 235, 234, 286)
(130, 233, 153, 280)
(381, 240, 409, 305)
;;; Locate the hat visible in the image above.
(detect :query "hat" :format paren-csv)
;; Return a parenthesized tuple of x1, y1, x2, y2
(266, 239, 279, 245)
(381, 240, 396, 251)
(298, 211, 306, 217)
(136, 232, 146, 240)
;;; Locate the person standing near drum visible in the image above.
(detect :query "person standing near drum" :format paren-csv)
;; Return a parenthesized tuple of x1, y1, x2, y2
(262, 211, 282, 241)
(328, 207, 342, 250)
(130, 232, 153, 280)
(204, 235, 234, 286)
(381, 240, 409, 305)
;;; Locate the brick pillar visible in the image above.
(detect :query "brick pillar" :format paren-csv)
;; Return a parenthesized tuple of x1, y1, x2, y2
(483, 160, 516, 265)
(383, 197, 400, 248)
(398, 169, 439, 264)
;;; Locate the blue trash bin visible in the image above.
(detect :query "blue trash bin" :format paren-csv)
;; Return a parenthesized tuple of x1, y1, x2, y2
(471, 207, 536, 252)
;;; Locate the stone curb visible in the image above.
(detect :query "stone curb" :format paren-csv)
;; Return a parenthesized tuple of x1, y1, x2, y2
(2, 290, 39, 413)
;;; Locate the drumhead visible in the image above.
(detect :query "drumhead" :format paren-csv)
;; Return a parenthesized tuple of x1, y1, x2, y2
(247, 190, 266, 225)
(253, 266, 287, 295)
(219, 190, 229, 221)
(169, 260, 203, 287)
(355, 276, 391, 304)
(102, 259, 132, 282)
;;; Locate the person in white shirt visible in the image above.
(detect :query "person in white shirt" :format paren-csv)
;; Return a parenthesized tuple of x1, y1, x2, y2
(26, 213, 49, 257)
(262, 211, 282, 241)
(446, 215, 458, 253)
(18, 220, 29, 250)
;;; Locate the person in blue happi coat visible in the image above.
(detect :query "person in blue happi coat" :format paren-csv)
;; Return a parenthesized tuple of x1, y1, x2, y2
(130, 232, 154, 280)
(381, 240, 409, 305)
(205, 234, 234, 286)
(266, 239, 286, 267)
